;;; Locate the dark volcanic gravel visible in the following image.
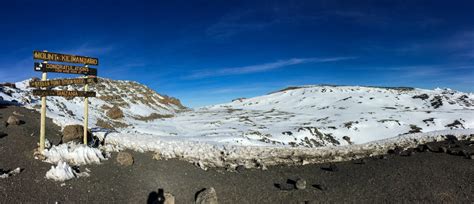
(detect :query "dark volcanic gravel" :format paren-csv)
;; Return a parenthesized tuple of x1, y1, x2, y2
(0, 105, 473, 203)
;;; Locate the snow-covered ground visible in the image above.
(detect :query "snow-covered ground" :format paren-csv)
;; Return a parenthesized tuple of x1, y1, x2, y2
(2, 79, 474, 169)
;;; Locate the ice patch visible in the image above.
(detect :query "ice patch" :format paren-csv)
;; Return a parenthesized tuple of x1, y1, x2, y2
(104, 129, 474, 170)
(45, 161, 77, 182)
(43, 143, 106, 166)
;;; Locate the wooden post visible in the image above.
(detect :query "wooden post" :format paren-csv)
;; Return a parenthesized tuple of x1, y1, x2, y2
(39, 71, 47, 151)
(83, 67, 89, 145)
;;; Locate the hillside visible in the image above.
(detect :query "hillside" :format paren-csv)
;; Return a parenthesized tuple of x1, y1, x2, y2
(203, 85, 474, 146)
(0, 78, 187, 129)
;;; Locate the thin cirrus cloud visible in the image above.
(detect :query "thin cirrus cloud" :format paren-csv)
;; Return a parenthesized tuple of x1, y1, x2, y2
(185, 57, 356, 79)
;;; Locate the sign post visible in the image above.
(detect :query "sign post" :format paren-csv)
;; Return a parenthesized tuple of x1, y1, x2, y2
(39, 69, 47, 151)
(33, 50, 98, 152)
(83, 65, 90, 144)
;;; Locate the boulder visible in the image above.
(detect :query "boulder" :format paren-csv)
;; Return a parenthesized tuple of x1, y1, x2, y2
(195, 187, 218, 204)
(106, 105, 124, 119)
(116, 152, 134, 166)
(62, 125, 84, 143)
(7, 115, 21, 126)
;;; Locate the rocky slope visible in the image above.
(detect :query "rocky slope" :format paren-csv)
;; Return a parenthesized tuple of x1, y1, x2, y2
(0, 78, 187, 129)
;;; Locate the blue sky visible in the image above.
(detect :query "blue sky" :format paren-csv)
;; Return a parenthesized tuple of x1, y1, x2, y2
(0, 0, 473, 107)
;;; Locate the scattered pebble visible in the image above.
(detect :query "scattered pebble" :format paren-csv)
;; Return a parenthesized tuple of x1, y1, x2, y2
(322, 163, 338, 172)
(426, 144, 441, 152)
(12, 111, 24, 117)
(399, 151, 411, 157)
(235, 165, 245, 173)
(377, 155, 388, 160)
(447, 149, 460, 156)
(353, 159, 365, 164)
(416, 144, 427, 152)
(295, 178, 307, 190)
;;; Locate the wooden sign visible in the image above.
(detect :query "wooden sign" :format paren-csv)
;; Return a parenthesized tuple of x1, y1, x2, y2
(32, 50, 100, 151)
(33, 51, 99, 65)
(32, 90, 96, 98)
(29, 77, 98, 88)
(34, 62, 97, 75)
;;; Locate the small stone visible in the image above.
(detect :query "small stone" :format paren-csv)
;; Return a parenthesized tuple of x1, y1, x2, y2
(7, 115, 21, 126)
(195, 187, 218, 204)
(440, 147, 448, 153)
(12, 111, 24, 117)
(353, 159, 365, 164)
(426, 143, 441, 152)
(322, 163, 338, 172)
(164, 192, 175, 204)
(116, 152, 134, 166)
(295, 178, 306, 190)
(400, 151, 412, 157)
(447, 149, 460, 156)
(459, 150, 470, 158)
(416, 144, 427, 152)
(387, 146, 403, 154)
(379, 155, 388, 160)
(235, 165, 245, 173)
(62, 125, 84, 143)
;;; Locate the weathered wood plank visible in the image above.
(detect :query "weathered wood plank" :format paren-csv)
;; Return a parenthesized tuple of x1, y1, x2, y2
(29, 77, 98, 88)
(32, 90, 96, 98)
(33, 51, 99, 65)
(34, 62, 97, 75)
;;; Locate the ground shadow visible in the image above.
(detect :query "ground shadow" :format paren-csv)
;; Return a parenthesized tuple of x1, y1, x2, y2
(147, 188, 165, 204)
(0, 132, 7, 139)
(274, 179, 296, 190)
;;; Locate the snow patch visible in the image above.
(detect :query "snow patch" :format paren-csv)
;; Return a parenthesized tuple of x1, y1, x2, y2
(104, 129, 474, 170)
(43, 143, 106, 166)
(45, 161, 77, 182)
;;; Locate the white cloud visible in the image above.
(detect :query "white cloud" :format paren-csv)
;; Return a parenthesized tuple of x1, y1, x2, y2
(186, 57, 355, 79)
